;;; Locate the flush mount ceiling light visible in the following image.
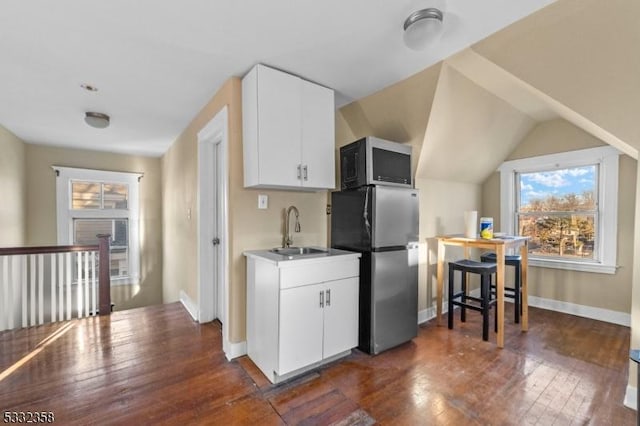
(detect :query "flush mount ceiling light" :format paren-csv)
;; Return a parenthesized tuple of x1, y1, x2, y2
(84, 112, 110, 129)
(403, 7, 444, 51)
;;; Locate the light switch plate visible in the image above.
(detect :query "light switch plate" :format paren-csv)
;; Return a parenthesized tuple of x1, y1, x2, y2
(258, 194, 268, 209)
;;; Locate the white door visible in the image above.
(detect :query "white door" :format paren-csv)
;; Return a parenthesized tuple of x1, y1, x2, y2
(197, 128, 223, 323)
(278, 283, 324, 375)
(323, 278, 359, 359)
(211, 143, 222, 319)
(197, 106, 231, 358)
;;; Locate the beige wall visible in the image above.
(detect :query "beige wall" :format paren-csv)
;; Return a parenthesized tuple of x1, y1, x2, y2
(417, 64, 535, 183)
(161, 80, 235, 308)
(162, 77, 329, 343)
(25, 144, 163, 311)
(417, 178, 482, 311)
(630, 170, 640, 389)
(337, 62, 442, 177)
(482, 119, 636, 313)
(473, 0, 640, 154)
(0, 125, 26, 247)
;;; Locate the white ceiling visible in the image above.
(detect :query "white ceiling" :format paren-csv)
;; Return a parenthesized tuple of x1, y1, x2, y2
(0, 0, 556, 156)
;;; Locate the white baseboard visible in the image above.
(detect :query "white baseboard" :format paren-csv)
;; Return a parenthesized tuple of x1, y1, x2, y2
(624, 385, 637, 410)
(179, 290, 246, 361)
(180, 290, 198, 321)
(528, 295, 630, 327)
(418, 293, 629, 327)
(418, 303, 449, 324)
(224, 340, 247, 361)
(418, 308, 432, 324)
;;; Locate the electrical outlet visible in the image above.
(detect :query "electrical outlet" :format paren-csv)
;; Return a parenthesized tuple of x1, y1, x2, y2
(258, 194, 268, 209)
(326, 204, 331, 215)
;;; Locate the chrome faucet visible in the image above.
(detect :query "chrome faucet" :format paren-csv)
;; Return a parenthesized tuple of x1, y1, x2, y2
(283, 205, 301, 248)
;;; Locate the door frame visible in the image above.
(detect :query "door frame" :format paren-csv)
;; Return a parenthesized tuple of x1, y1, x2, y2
(197, 106, 230, 352)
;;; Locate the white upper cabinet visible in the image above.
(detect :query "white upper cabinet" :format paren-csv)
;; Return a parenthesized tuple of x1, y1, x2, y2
(242, 64, 335, 190)
(300, 80, 335, 189)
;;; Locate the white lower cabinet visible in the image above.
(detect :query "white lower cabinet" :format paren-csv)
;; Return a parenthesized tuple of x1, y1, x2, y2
(279, 278, 359, 375)
(245, 254, 360, 384)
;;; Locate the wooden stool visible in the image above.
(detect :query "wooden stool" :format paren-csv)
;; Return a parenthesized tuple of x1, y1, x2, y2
(480, 252, 522, 324)
(448, 259, 497, 341)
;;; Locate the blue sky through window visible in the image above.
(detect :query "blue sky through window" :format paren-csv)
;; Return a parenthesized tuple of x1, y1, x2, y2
(519, 165, 596, 207)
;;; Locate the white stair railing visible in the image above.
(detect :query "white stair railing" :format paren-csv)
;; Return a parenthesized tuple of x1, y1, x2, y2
(0, 236, 111, 332)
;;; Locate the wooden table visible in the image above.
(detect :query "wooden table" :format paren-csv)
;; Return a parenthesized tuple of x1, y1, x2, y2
(435, 235, 529, 348)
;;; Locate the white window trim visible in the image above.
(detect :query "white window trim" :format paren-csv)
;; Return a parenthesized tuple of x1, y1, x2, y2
(54, 166, 142, 285)
(498, 146, 620, 274)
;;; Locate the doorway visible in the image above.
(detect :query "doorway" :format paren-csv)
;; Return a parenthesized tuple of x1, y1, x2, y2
(197, 106, 232, 357)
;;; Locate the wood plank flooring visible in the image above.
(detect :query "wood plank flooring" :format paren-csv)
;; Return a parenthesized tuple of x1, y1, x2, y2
(0, 302, 635, 425)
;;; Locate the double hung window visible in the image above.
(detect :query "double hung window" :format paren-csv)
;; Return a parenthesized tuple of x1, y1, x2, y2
(55, 167, 141, 284)
(499, 146, 620, 274)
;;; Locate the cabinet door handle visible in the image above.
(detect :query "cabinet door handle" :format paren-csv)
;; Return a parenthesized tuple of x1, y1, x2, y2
(319, 291, 324, 308)
(325, 289, 331, 306)
(297, 164, 302, 180)
(303, 165, 308, 181)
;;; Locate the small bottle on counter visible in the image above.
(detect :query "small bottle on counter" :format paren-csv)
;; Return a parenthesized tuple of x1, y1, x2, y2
(480, 217, 494, 239)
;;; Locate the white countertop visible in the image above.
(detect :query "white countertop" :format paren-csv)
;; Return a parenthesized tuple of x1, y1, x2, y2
(243, 246, 360, 266)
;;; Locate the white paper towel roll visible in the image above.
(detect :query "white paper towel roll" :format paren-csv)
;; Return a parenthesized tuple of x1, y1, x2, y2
(464, 211, 478, 238)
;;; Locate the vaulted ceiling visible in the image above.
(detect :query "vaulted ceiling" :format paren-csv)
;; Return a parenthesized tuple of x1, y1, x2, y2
(337, 0, 639, 185)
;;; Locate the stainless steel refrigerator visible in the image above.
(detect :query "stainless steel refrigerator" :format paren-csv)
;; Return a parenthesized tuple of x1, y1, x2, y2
(331, 185, 419, 354)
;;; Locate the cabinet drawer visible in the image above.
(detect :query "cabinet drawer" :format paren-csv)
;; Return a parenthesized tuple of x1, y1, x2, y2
(280, 259, 359, 290)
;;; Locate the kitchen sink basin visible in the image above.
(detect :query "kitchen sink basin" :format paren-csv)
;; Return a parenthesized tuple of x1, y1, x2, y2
(269, 247, 328, 256)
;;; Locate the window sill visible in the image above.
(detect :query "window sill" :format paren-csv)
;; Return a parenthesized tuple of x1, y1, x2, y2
(61, 276, 139, 288)
(111, 276, 139, 286)
(529, 257, 617, 274)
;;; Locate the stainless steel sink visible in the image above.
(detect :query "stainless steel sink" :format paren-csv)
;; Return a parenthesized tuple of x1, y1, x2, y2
(269, 247, 328, 256)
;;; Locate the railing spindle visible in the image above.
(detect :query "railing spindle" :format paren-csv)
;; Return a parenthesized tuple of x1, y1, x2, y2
(22, 256, 27, 328)
(38, 254, 44, 325)
(1, 257, 8, 331)
(10, 256, 19, 330)
(91, 252, 96, 315)
(77, 252, 82, 319)
(30, 254, 36, 326)
(58, 253, 63, 321)
(66, 252, 71, 321)
(51, 253, 57, 323)
(84, 251, 90, 318)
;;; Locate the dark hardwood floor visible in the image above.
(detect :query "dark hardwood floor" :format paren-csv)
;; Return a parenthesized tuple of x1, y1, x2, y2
(0, 302, 634, 425)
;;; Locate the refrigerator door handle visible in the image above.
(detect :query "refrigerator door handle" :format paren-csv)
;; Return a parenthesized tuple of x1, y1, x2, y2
(363, 186, 371, 240)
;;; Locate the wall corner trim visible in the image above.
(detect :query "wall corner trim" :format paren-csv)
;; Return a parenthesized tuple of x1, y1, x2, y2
(624, 385, 637, 411)
(419, 303, 450, 325)
(224, 341, 247, 361)
(180, 290, 199, 321)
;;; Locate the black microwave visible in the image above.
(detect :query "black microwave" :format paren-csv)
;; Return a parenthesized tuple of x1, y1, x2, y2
(340, 137, 412, 189)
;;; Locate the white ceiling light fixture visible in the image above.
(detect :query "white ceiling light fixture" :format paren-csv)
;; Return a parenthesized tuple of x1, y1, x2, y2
(403, 7, 444, 51)
(84, 112, 110, 129)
